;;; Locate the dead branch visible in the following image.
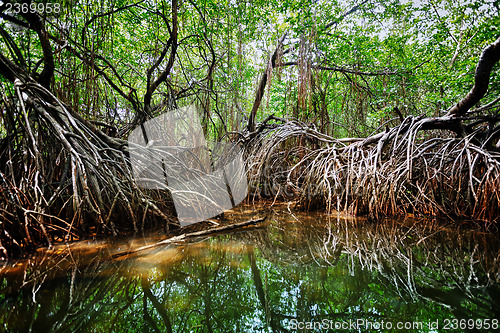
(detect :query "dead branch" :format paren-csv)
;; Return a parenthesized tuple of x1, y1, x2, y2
(113, 217, 266, 257)
(247, 33, 287, 133)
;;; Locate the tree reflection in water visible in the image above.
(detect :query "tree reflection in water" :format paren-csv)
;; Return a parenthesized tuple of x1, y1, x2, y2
(0, 206, 499, 332)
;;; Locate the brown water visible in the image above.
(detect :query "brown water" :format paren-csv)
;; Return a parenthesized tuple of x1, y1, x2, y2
(0, 203, 499, 332)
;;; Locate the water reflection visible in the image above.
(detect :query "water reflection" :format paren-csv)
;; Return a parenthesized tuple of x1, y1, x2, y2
(0, 205, 499, 332)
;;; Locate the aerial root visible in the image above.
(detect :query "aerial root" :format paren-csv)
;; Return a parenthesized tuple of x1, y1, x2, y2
(245, 118, 500, 222)
(0, 78, 177, 257)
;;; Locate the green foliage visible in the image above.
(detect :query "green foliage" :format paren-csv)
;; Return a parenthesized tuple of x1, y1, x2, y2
(1, 0, 499, 140)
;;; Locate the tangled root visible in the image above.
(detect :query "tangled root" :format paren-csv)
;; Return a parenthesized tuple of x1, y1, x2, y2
(245, 116, 500, 223)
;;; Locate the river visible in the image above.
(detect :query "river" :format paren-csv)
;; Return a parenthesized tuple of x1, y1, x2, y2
(0, 203, 499, 332)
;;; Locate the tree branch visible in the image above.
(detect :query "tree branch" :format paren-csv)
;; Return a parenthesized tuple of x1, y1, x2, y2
(0, 1, 29, 28)
(323, 0, 369, 31)
(247, 34, 287, 132)
(0, 25, 27, 69)
(0, 51, 27, 82)
(81, 1, 145, 46)
(143, 0, 178, 115)
(22, 11, 55, 88)
(447, 36, 500, 116)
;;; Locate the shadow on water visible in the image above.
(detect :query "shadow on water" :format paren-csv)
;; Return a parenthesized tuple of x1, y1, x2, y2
(0, 203, 499, 332)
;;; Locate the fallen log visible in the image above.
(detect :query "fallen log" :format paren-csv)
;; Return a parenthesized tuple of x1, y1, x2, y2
(112, 217, 267, 258)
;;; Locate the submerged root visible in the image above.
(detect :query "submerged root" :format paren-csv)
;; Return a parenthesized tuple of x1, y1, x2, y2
(245, 117, 500, 223)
